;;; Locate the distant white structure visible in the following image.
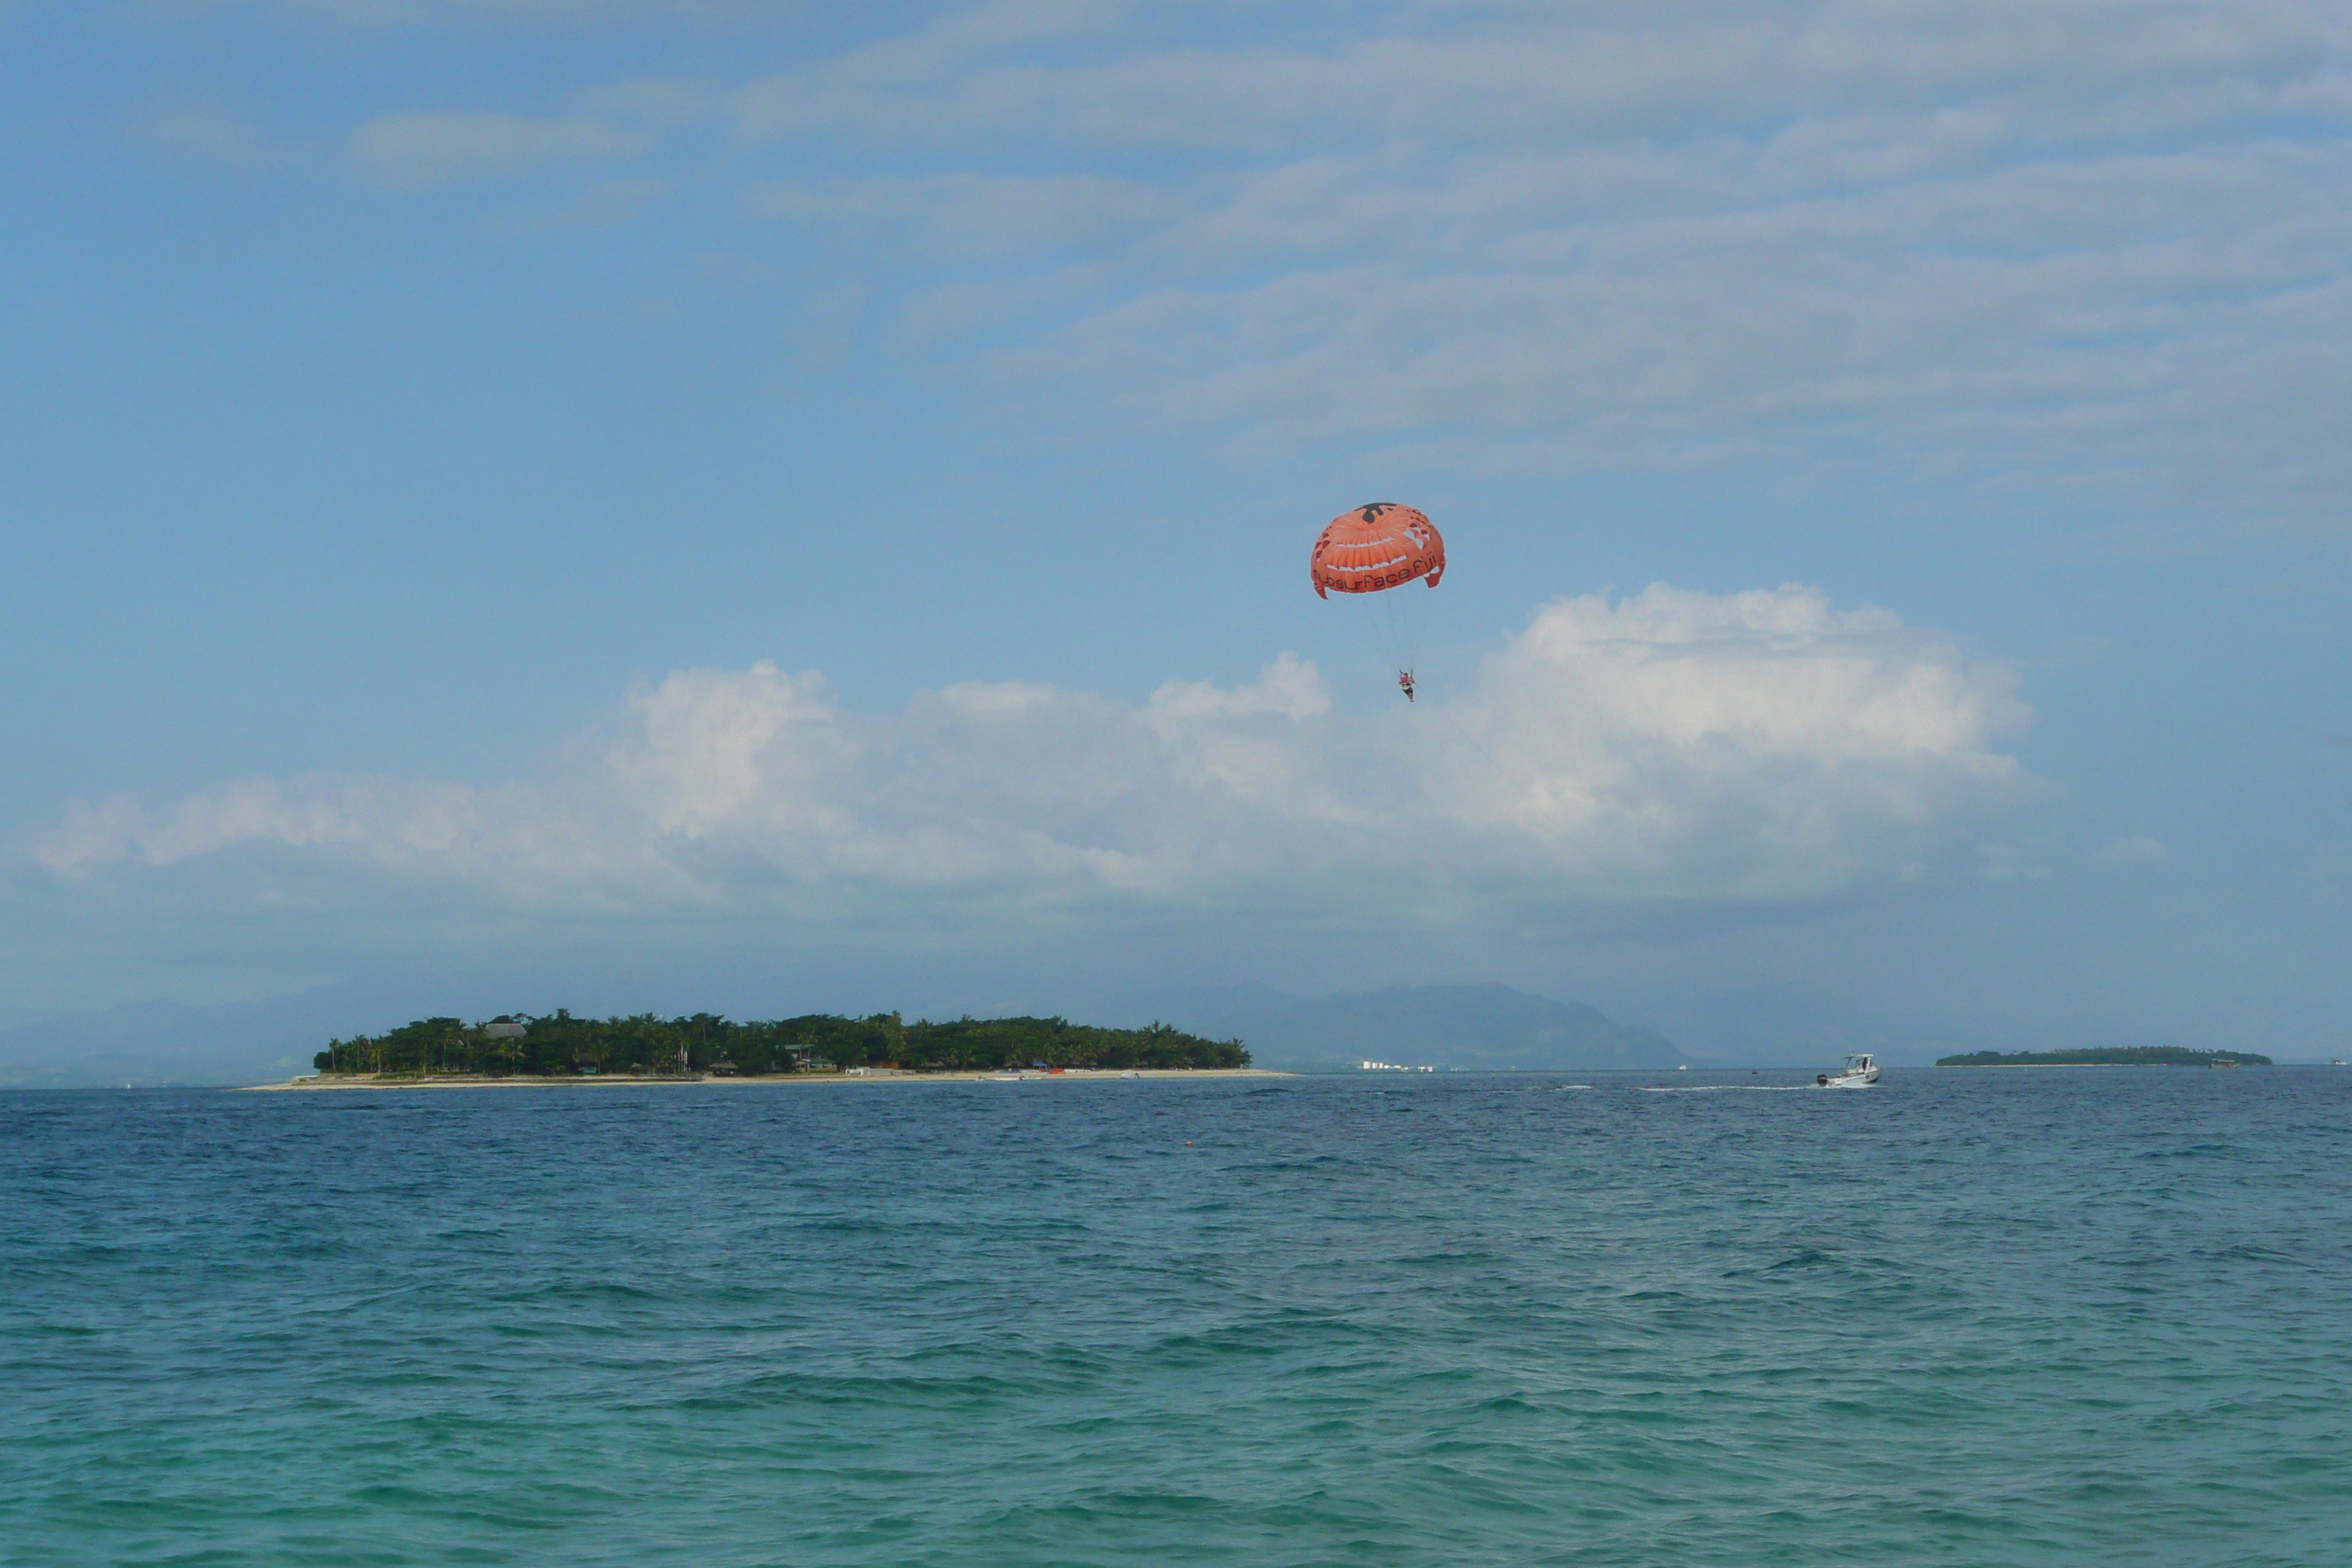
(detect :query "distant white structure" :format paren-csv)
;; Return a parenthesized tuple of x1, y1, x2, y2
(1360, 1060, 1435, 1072)
(483, 1022, 526, 1039)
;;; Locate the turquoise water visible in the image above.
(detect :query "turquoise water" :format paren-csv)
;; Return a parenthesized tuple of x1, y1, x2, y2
(4, 1069, 2348, 1565)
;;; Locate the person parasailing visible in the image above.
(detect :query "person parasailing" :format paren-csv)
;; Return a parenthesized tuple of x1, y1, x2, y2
(1311, 502, 1446, 701)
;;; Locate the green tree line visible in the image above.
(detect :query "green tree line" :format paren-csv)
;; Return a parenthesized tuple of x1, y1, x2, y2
(314, 1011, 1249, 1077)
(1935, 1047, 2272, 1066)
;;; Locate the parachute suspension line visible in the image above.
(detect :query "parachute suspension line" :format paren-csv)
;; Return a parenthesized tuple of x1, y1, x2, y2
(1308, 501, 1446, 703)
(1304, 499, 1501, 772)
(1431, 701, 1508, 780)
(1383, 587, 1415, 671)
(1329, 584, 1422, 701)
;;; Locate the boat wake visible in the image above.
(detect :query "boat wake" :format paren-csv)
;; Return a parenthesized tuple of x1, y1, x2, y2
(1636, 1085, 1810, 1093)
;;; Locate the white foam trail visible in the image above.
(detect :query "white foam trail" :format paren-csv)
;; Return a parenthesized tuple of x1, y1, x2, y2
(1635, 1085, 1811, 1093)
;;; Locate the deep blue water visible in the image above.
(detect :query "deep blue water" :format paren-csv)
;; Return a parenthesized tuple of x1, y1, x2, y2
(3, 1068, 2348, 1566)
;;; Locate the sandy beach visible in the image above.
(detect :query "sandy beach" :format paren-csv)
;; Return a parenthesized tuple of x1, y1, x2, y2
(244, 1068, 1289, 1092)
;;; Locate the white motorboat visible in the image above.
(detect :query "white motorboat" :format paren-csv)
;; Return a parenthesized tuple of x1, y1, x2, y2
(1817, 1052, 1880, 1088)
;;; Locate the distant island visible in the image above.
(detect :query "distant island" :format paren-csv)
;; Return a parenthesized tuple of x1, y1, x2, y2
(314, 1011, 1248, 1078)
(1936, 1047, 2272, 1067)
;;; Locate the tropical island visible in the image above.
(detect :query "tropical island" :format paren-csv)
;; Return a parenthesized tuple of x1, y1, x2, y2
(1935, 1047, 2272, 1067)
(312, 1011, 1250, 1079)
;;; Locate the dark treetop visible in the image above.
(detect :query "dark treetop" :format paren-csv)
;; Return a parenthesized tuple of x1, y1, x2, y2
(313, 1012, 1249, 1077)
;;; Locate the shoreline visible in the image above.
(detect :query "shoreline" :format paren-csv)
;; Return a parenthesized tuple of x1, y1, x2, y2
(243, 1068, 1289, 1092)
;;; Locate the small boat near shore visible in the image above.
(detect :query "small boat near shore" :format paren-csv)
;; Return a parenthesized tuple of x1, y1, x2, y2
(1817, 1052, 1880, 1088)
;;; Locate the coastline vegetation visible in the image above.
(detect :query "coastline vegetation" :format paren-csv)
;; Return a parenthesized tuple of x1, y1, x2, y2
(1935, 1047, 2272, 1067)
(313, 1011, 1249, 1077)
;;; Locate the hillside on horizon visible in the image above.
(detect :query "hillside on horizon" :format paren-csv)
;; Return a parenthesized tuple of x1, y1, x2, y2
(1164, 983, 1686, 1073)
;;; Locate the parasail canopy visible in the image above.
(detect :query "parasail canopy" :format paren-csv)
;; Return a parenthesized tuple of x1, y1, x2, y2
(1311, 502, 1446, 598)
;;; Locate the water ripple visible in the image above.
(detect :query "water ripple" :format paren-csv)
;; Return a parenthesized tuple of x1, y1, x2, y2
(3, 1068, 2348, 1565)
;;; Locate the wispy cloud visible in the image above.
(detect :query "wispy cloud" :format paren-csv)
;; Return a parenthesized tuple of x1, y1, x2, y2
(200, 1, 787, 23)
(190, 4, 2352, 514)
(139, 110, 275, 166)
(710, 1, 2352, 519)
(2093, 834, 2170, 866)
(37, 585, 2033, 924)
(747, 173, 1187, 256)
(511, 176, 670, 229)
(350, 109, 649, 188)
(573, 76, 709, 126)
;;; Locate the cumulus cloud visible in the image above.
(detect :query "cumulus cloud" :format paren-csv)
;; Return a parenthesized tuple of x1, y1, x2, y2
(351, 110, 648, 188)
(36, 586, 2034, 924)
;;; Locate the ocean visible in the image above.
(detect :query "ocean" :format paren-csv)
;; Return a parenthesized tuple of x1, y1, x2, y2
(3, 1068, 2346, 1566)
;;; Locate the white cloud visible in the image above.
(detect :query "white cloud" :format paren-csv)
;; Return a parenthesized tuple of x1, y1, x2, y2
(211, 1, 787, 22)
(743, 3, 2351, 153)
(195, 4, 2352, 512)
(747, 173, 1186, 257)
(350, 110, 648, 188)
(2095, 833, 2171, 866)
(1974, 840, 2041, 883)
(36, 585, 2032, 922)
(715, 1, 2352, 519)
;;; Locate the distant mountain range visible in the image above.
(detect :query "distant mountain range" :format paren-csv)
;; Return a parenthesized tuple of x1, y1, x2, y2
(0, 979, 1686, 1086)
(1164, 982, 1686, 1073)
(0, 980, 441, 1089)
(1607, 981, 1906, 1064)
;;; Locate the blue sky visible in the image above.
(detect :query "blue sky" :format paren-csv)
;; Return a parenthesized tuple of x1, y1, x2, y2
(5, 0, 2350, 1056)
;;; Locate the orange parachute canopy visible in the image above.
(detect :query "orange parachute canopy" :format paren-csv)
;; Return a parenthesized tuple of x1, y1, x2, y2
(1311, 502, 1446, 598)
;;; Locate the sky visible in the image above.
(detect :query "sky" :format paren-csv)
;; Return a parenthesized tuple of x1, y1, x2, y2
(4, 0, 2350, 1057)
